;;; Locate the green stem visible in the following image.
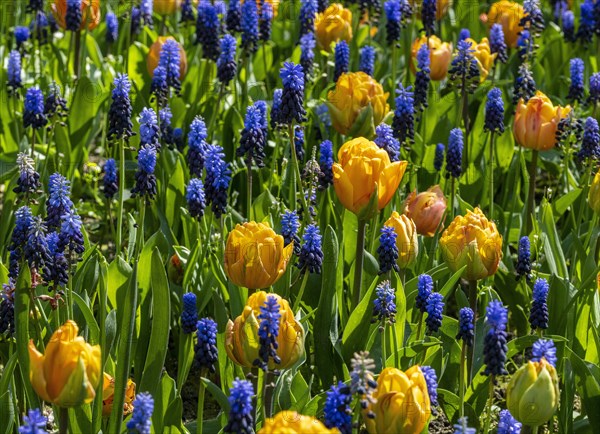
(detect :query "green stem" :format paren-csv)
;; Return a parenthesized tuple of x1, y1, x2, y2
(525, 150, 539, 235)
(482, 375, 495, 434)
(292, 271, 310, 312)
(74, 31, 81, 78)
(489, 132, 495, 219)
(459, 342, 466, 418)
(208, 85, 225, 143)
(58, 407, 69, 434)
(247, 158, 253, 220)
(352, 219, 367, 310)
(289, 123, 309, 214)
(391, 45, 397, 104)
(467, 280, 478, 382)
(391, 320, 399, 368)
(263, 371, 275, 419)
(197, 369, 207, 434)
(381, 323, 387, 368)
(116, 138, 126, 254)
(262, 43, 270, 96)
(450, 177, 456, 219)
(138, 199, 146, 256)
(416, 312, 424, 342)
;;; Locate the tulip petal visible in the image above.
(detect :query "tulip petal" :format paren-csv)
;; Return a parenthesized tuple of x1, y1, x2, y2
(55, 355, 94, 407)
(29, 340, 52, 403)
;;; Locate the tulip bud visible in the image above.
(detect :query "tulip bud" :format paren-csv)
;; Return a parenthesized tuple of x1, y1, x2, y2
(147, 37, 188, 80)
(463, 37, 496, 82)
(589, 169, 600, 215)
(154, 0, 182, 15)
(167, 254, 184, 285)
(364, 366, 431, 434)
(225, 291, 305, 370)
(102, 373, 136, 417)
(411, 36, 453, 81)
(513, 91, 571, 151)
(259, 411, 338, 433)
(440, 207, 502, 281)
(315, 3, 353, 51)
(483, 1, 525, 48)
(29, 320, 101, 407)
(224, 221, 294, 290)
(507, 360, 559, 427)
(404, 185, 447, 236)
(384, 211, 418, 268)
(327, 72, 390, 137)
(51, 0, 101, 31)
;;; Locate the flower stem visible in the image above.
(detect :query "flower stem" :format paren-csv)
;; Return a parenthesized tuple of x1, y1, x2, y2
(197, 368, 207, 434)
(525, 150, 538, 235)
(292, 271, 309, 313)
(247, 156, 253, 221)
(288, 123, 309, 214)
(381, 323, 387, 368)
(58, 407, 69, 434)
(482, 375, 495, 434)
(116, 138, 126, 254)
(489, 132, 495, 219)
(264, 370, 275, 419)
(467, 279, 478, 382)
(138, 198, 146, 256)
(352, 219, 367, 310)
(459, 342, 466, 418)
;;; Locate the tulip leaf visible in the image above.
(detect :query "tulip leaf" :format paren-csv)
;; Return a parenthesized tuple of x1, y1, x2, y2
(72, 292, 100, 345)
(201, 377, 231, 414)
(438, 389, 479, 428)
(139, 248, 172, 398)
(341, 277, 379, 362)
(0, 352, 17, 434)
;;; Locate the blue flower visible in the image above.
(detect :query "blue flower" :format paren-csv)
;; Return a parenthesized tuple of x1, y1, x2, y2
(318, 0, 328, 12)
(434, 143, 444, 171)
(490, 23, 507, 63)
(14, 26, 30, 47)
(420, 366, 438, 407)
(260, 1, 273, 41)
(9, 250, 20, 280)
(7, 50, 22, 94)
(483, 301, 508, 376)
(589, 72, 600, 105)
(150, 66, 169, 108)
(359, 45, 376, 76)
(24, 87, 48, 130)
(195, 317, 219, 372)
(217, 34, 237, 85)
(10, 206, 33, 253)
(512, 63, 537, 105)
(300, 32, 316, 78)
(226, 0, 242, 32)
(196, 1, 221, 61)
(392, 84, 415, 147)
(414, 43, 430, 112)
(449, 40, 479, 94)
(58, 210, 85, 256)
(181, 0, 196, 22)
(458, 28, 470, 41)
(425, 292, 444, 333)
(130, 6, 142, 35)
(139, 107, 160, 149)
(159, 39, 182, 93)
(515, 236, 532, 281)
(44, 231, 69, 287)
(567, 58, 585, 103)
(25, 216, 51, 273)
(294, 125, 305, 161)
(254, 295, 281, 370)
(18, 408, 48, 434)
(27, 0, 44, 13)
(46, 173, 74, 230)
(384, 0, 401, 44)
(108, 74, 134, 142)
(531, 339, 557, 366)
(205, 144, 231, 218)
(456, 307, 474, 347)
(14, 153, 40, 197)
(279, 62, 306, 124)
(281, 210, 301, 254)
(29, 12, 50, 45)
(297, 224, 323, 274)
(334, 40, 350, 82)
(318, 139, 334, 188)
(241, 0, 259, 53)
(237, 104, 267, 167)
(187, 116, 209, 177)
(349, 351, 377, 418)
(140, 0, 154, 28)
(530, 278, 549, 330)
(562, 10, 575, 43)
(127, 392, 154, 434)
(516, 29, 532, 61)
(484, 87, 505, 134)
(454, 417, 476, 434)
(324, 381, 352, 434)
(186, 178, 206, 220)
(372, 280, 397, 323)
(65, 0, 82, 31)
(421, 0, 436, 36)
(270, 88, 283, 128)
(577, 0, 595, 45)
(132, 145, 158, 199)
(106, 12, 119, 44)
(578, 116, 600, 162)
(224, 379, 254, 434)
(44, 83, 68, 118)
(377, 226, 400, 274)
(159, 107, 176, 146)
(520, 0, 545, 37)
(497, 409, 522, 434)
(446, 128, 463, 179)
(416, 274, 433, 313)
(300, 0, 318, 35)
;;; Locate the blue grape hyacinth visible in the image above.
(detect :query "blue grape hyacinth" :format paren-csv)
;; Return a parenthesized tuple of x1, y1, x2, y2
(567, 58, 585, 103)
(186, 178, 206, 220)
(14, 26, 30, 48)
(434, 143, 445, 171)
(139, 108, 160, 149)
(377, 226, 400, 274)
(484, 87, 505, 134)
(297, 224, 324, 274)
(131, 145, 158, 199)
(497, 409, 522, 434)
(107, 74, 134, 142)
(159, 39, 182, 94)
(456, 307, 474, 347)
(226, 0, 242, 32)
(279, 62, 306, 124)
(300, 0, 318, 35)
(187, 116, 209, 177)
(281, 210, 301, 254)
(205, 144, 231, 218)
(392, 84, 415, 147)
(46, 173, 74, 230)
(324, 381, 352, 434)
(24, 87, 48, 130)
(18, 408, 48, 434)
(58, 210, 85, 256)
(127, 392, 154, 434)
(7, 50, 22, 94)
(530, 278, 549, 330)
(195, 317, 219, 372)
(425, 292, 444, 333)
(446, 128, 463, 179)
(44, 231, 69, 287)
(515, 236, 532, 281)
(416, 274, 433, 313)
(224, 379, 254, 434)
(196, 1, 221, 61)
(254, 295, 281, 370)
(318, 140, 334, 188)
(414, 43, 430, 112)
(420, 366, 439, 407)
(260, 1, 273, 41)
(490, 23, 508, 63)
(241, 0, 259, 53)
(14, 153, 41, 197)
(421, 0, 436, 36)
(562, 10, 575, 43)
(359, 45, 376, 76)
(372, 280, 397, 323)
(483, 300, 508, 376)
(300, 33, 316, 78)
(334, 40, 350, 82)
(217, 34, 237, 85)
(449, 40, 479, 94)
(578, 117, 600, 162)
(576, 0, 595, 45)
(384, 0, 401, 44)
(237, 104, 267, 167)
(531, 338, 557, 366)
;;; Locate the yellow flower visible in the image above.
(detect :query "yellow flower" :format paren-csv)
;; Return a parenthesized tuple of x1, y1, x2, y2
(411, 35, 453, 81)
(28, 320, 101, 407)
(403, 185, 447, 237)
(332, 138, 408, 219)
(384, 211, 418, 268)
(154, 0, 181, 14)
(507, 360, 560, 427)
(102, 373, 136, 417)
(315, 3, 353, 51)
(591, 169, 600, 215)
(224, 221, 293, 289)
(225, 292, 305, 369)
(463, 37, 496, 82)
(364, 366, 431, 434)
(410, 0, 452, 21)
(147, 36, 188, 80)
(484, 1, 525, 48)
(51, 0, 101, 31)
(327, 72, 390, 137)
(259, 411, 339, 433)
(439, 207, 502, 281)
(513, 91, 572, 151)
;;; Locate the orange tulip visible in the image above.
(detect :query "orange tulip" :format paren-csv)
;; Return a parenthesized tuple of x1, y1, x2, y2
(315, 3, 353, 51)
(147, 36, 188, 80)
(483, 1, 525, 48)
(102, 373, 136, 417)
(463, 38, 496, 82)
(51, 0, 101, 31)
(411, 36, 453, 81)
(404, 185, 447, 236)
(154, 0, 182, 15)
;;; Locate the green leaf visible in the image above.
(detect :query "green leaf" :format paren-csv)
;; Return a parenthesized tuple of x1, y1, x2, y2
(341, 278, 378, 362)
(72, 292, 100, 345)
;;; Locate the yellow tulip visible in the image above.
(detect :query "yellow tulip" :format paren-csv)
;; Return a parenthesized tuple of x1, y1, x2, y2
(147, 36, 188, 80)
(411, 35, 453, 81)
(102, 372, 136, 417)
(410, 0, 452, 21)
(384, 211, 418, 268)
(224, 221, 294, 289)
(439, 207, 502, 281)
(462, 37, 496, 82)
(403, 185, 447, 237)
(590, 169, 600, 215)
(28, 320, 101, 407)
(333, 138, 407, 219)
(327, 71, 390, 137)
(315, 3, 352, 51)
(513, 91, 572, 151)
(364, 366, 431, 434)
(154, 0, 181, 14)
(225, 291, 305, 369)
(506, 360, 560, 427)
(259, 411, 339, 433)
(484, 1, 525, 48)
(51, 0, 101, 31)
